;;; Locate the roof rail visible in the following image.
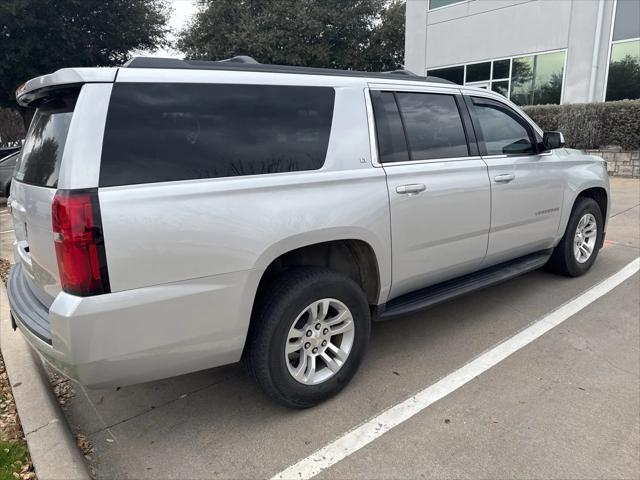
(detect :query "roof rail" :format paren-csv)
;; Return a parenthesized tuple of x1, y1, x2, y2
(385, 69, 418, 76)
(217, 55, 260, 64)
(123, 57, 455, 85)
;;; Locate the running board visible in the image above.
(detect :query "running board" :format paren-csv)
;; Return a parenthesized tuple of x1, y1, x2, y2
(378, 250, 552, 321)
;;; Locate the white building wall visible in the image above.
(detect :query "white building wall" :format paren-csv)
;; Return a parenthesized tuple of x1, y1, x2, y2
(405, 0, 617, 103)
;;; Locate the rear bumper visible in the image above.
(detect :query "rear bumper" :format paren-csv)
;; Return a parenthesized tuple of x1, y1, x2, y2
(7, 264, 258, 388)
(8, 264, 52, 344)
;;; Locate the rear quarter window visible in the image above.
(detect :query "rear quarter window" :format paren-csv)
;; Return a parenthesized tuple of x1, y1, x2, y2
(14, 94, 76, 188)
(100, 83, 336, 187)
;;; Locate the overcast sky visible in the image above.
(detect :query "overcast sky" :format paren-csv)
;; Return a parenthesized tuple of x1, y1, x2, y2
(135, 0, 200, 58)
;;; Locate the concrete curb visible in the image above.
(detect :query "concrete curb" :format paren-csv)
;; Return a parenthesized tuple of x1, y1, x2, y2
(0, 281, 90, 480)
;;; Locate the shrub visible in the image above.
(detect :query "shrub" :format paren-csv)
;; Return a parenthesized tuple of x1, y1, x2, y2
(0, 108, 25, 147)
(523, 100, 640, 150)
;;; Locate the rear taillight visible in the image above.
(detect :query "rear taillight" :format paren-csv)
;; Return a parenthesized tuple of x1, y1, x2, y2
(52, 189, 110, 296)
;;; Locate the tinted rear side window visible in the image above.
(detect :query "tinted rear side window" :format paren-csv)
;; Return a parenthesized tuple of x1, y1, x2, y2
(395, 92, 469, 160)
(14, 94, 76, 188)
(100, 83, 335, 187)
(370, 91, 409, 163)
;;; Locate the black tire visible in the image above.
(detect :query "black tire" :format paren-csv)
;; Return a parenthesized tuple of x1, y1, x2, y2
(546, 197, 604, 277)
(245, 267, 371, 409)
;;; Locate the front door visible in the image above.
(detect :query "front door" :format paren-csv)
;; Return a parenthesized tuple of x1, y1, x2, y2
(369, 88, 491, 300)
(465, 95, 564, 266)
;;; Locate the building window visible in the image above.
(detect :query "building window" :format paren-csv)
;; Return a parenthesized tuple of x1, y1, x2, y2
(427, 50, 566, 105)
(427, 65, 464, 85)
(465, 62, 491, 83)
(429, 0, 465, 10)
(605, 39, 640, 101)
(612, 0, 640, 42)
(510, 51, 565, 106)
(605, 0, 640, 101)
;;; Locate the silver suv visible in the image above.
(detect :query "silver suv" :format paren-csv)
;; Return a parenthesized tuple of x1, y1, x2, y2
(7, 57, 609, 408)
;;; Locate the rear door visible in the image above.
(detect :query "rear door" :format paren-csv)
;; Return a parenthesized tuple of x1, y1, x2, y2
(464, 94, 564, 265)
(9, 90, 78, 305)
(369, 86, 491, 299)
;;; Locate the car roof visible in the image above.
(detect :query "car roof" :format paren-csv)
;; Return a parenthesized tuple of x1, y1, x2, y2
(123, 56, 456, 86)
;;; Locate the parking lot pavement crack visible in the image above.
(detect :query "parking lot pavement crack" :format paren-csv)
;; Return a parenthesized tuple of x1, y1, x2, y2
(609, 203, 640, 219)
(85, 375, 234, 436)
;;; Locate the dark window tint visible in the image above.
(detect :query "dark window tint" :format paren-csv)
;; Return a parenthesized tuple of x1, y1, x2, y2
(466, 62, 491, 83)
(100, 83, 335, 186)
(396, 93, 469, 160)
(492, 59, 510, 79)
(14, 94, 76, 188)
(427, 66, 464, 85)
(370, 91, 409, 163)
(471, 97, 534, 155)
(491, 80, 509, 97)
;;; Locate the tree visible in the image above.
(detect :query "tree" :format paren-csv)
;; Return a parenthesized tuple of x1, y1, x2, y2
(0, 0, 170, 109)
(365, 1, 406, 72)
(178, 0, 405, 72)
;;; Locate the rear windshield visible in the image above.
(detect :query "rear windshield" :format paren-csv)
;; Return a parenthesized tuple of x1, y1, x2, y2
(100, 83, 335, 187)
(14, 93, 76, 188)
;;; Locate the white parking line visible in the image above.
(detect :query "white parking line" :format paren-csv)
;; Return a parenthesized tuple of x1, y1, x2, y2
(0, 229, 14, 234)
(273, 257, 640, 480)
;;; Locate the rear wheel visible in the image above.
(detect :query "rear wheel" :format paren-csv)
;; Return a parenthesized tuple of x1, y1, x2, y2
(547, 197, 603, 277)
(245, 267, 370, 408)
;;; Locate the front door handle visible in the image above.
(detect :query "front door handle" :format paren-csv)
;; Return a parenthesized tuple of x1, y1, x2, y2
(494, 173, 515, 183)
(396, 183, 426, 195)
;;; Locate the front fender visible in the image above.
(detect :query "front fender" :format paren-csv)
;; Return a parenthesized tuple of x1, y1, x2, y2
(556, 152, 610, 240)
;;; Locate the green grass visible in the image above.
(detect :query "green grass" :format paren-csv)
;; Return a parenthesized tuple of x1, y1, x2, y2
(0, 440, 30, 480)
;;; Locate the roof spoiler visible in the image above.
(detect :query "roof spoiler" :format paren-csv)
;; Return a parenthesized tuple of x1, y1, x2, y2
(16, 68, 117, 107)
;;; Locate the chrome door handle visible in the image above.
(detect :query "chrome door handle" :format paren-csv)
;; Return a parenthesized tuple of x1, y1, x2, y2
(494, 173, 515, 183)
(396, 183, 426, 195)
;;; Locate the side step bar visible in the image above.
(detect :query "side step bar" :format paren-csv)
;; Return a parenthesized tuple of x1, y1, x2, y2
(378, 250, 553, 321)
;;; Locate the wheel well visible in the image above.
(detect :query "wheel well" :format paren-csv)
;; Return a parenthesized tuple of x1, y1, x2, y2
(255, 240, 380, 307)
(576, 187, 608, 222)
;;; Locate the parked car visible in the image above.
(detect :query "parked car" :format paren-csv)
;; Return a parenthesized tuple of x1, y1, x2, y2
(0, 151, 19, 198)
(7, 57, 609, 408)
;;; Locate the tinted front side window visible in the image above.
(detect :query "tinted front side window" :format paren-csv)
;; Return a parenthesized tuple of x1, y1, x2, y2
(100, 83, 335, 187)
(15, 94, 76, 188)
(471, 97, 534, 155)
(395, 93, 468, 160)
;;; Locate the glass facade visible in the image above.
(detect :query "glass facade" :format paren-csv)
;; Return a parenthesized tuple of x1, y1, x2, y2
(510, 51, 565, 106)
(427, 50, 565, 106)
(429, 0, 464, 10)
(427, 65, 464, 85)
(606, 40, 640, 101)
(605, 0, 640, 101)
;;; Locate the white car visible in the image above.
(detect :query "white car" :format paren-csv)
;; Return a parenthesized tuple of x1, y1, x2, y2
(7, 57, 609, 408)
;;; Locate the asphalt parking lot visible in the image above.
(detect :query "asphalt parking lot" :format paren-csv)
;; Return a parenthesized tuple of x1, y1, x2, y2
(1, 178, 639, 479)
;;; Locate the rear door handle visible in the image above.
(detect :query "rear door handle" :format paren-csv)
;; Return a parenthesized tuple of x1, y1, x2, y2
(494, 173, 515, 183)
(396, 183, 426, 195)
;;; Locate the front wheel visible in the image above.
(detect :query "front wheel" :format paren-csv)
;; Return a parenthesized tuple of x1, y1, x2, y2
(547, 197, 604, 277)
(245, 267, 371, 408)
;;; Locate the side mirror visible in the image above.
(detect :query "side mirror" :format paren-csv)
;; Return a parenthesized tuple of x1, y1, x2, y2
(543, 131, 565, 150)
